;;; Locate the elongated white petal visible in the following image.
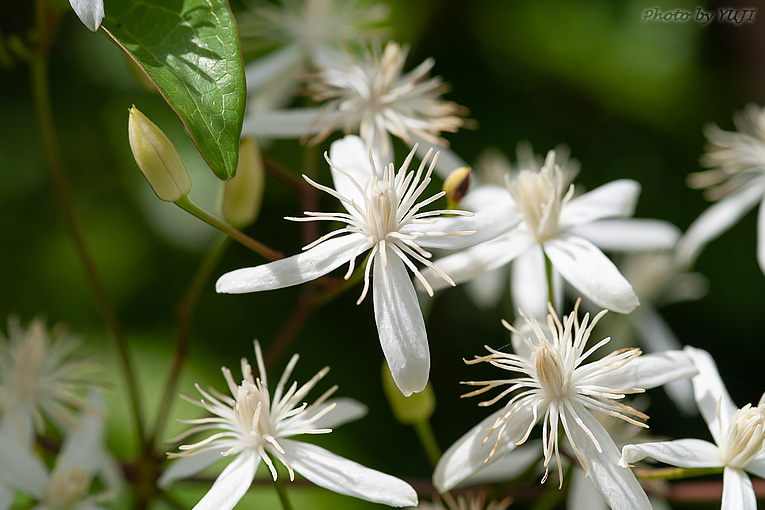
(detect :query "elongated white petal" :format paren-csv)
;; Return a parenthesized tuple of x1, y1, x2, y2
(568, 404, 651, 510)
(373, 252, 429, 396)
(68, 0, 104, 31)
(424, 233, 534, 291)
(328, 135, 377, 211)
(722, 467, 756, 510)
(561, 180, 640, 228)
(570, 219, 680, 251)
(216, 234, 368, 293)
(0, 434, 49, 498)
(459, 440, 542, 487)
(241, 107, 324, 137)
(192, 451, 258, 510)
(245, 45, 302, 93)
(461, 185, 515, 211)
(433, 403, 538, 492)
(675, 182, 765, 267)
(587, 350, 697, 390)
(464, 267, 508, 310)
(744, 454, 765, 478)
(684, 347, 737, 443)
(543, 235, 639, 314)
(158, 450, 225, 488)
(511, 246, 551, 318)
(312, 398, 367, 429)
(413, 206, 522, 250)
(620, 439, 721, 468)
(55, 391, 105, 476)
(568, 465, 609, 510)
(281, 439, 417, 507)
(757, 196, 765, 274)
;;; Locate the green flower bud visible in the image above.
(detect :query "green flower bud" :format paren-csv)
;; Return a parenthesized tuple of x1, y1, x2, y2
(382, 361, 435, 424)
(128, 106, 191, 202)
(222, 138, 265, 228)
(443, 166, 472, 208)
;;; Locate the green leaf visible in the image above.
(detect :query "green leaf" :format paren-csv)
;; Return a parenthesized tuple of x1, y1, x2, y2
(102, 0, 245, 180)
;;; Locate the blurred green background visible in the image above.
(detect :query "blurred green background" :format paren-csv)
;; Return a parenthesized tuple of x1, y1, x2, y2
(1, 0, 764, 508)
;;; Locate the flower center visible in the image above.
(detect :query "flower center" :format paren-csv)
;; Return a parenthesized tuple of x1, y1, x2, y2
(46, 468, 90, 509)
(234, 381, 275, 447)
(719, 404, 765, 468)
(366, 179, 399, 243)
(535, 343, 570, 399)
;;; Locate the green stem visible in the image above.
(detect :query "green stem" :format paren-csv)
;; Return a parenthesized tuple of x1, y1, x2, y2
(635, 466, 724, 481)
(544, 252, 555, 309)
(151, 236, 232, 448)
(174, 196, 282, 261)
(413, 418, 441, 468)
(29, 2, 146, 445)
(272, 475, 294, 510)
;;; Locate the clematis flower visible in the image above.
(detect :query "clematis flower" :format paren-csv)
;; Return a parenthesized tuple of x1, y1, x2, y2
(216, 135, 498, 396)
(242, 42, 469, 173)
(238, 0, 389, 115)
(433, 301, 698, 510)
(423, 150, 680, 315)
(68, 0, 104, 31)
(676, 104, 765, 274)
(0, 317, 97, 444)
(0, 391, 121, 510)
(161, 341, 417, 509)
(620, 347, 765, 510)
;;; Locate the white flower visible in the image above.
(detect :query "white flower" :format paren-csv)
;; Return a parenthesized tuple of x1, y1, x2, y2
(161, 341, 417, 509)
(0, 391, 121, 510)
(620, 347, 765, 510)
(433, 301, 698, 510)
(677, 104, 765, 274)
(243, 42, 469, 172)
(424, 150, 680, 315)
(216, 135, 484, 395)
(0, 317, 97, 443)
(239, 0, 389, 115)
(68, 0, 104, 31)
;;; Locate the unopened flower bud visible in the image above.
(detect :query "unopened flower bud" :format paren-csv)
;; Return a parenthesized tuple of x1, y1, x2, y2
(382, 361, 435, 424)
(222, 138, 265, 228)
(128, 106, 191, 202)
(443, 166, 472, 208)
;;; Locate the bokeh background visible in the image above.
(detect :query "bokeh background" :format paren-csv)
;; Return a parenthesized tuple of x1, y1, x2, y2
(2, 0, 764, 508)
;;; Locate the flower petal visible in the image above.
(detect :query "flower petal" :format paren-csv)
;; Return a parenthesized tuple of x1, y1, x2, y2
(461, 185, 515, 211)
(241, 107, 324, 138)
(328, 135, 377, 212)
(0, 429, 49, 498)
(543, 234, 639, 314)
(412, 206, 521, 250)
(722, 467, 756, 510)
(0, 484, 13, 510)
(566, 404, 651, 510)
(192, 451, 258, 510)
(684, 347, 737, 443)
(68, 0, 104, 31)
(158, 450, 225, 488)
(312, 398, 368, 429)
(587, 350, 697, 391)
(373, 251, 429, 396)
(54, 391, 105, 476)
(561, 180, 640, 228)
(412, 135, 469, 180)
(568, 465, 609, 510)
(459, 440, 542, 487)
(511, 245, 553, 318)
(570, 219, 680, 251)
(675, 182, 765, 268)
(620, 439, 721, 468)
(744, 453, 765, 478)
(464, 267, 508, 310)
(281, 439, 417, 507)
(216, 234, 369, 293)
(424, 233, 534, 291)
(245, 45, 302, 94)
(433, 403, 538, 492)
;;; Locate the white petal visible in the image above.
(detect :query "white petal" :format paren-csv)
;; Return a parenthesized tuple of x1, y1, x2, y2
(312, 398, 368, 429)
(55, 391, 105, 476)
(543, 235, 639, 313)
(568, 466, 609, 510)
(241, 107, 324, 138)
(561, 180, 640, 227)
(570, 219, 680, 251)
(245, 45, 302, 94)
(459, 440, 542, 487)
(424, 233, 534, 291)
(0, 436, 49, 498)
(744, 453, 765, 478)
(675, 182, 765, 267)
(68, 0, 104, 31)
(757, 195, 765, 274)
(158, 450, 225, 488)
(461, 185, 515, 211)
(413, 207, 522, 250)
(373, 251, 429, 396)
(587, 350, 697, 390)
(464, 267, 508, 310)
(433, 403, 538, 492)
(620, 439, 722, 468)
(216, 234, 368, 293)
(684, 347, 737, 443)
(566, 404, 651, 510)
(511, 246, 550, 318)
(0, 484, 13, 510)
(280, 439, 417, 507)
(722, 467, 756, 510)
(192, 451, 258, 510)
(328, 135, 376, 211)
